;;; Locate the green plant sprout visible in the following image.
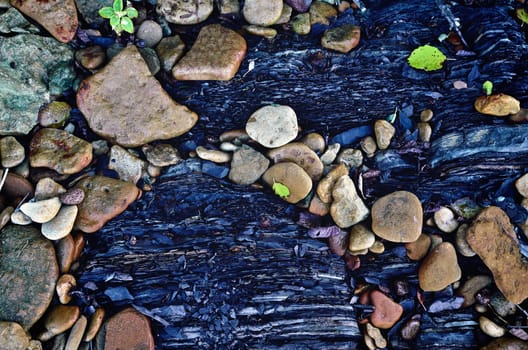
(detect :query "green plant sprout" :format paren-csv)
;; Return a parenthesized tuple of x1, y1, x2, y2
(99, 0, 138, 35)
(516, 8, 528, 24)
(483, 81, 493, 96)
(407, 44, 447, 71)
(272, 181, 290, 199)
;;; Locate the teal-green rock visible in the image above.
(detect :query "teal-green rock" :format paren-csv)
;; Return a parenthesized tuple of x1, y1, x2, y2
(0, 7, 39, 34)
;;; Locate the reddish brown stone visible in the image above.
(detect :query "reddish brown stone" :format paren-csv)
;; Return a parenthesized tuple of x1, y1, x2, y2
(1, 172, 34, 200)
(418, 242, 461, 292)
(369, 290, 403, 329)
(104, 308, 154, 350)
(405, 234, 431, 261)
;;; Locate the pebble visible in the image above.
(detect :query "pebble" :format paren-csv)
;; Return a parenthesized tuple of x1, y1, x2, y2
(84, 308, 105, 342)
(108, 145, 146, 184)
(41, 205, 78, 240)
(228, 145, 269, 185)
(20, 197, 61, 223)
(364, 333, 376, 350)
(301, 133, 325, 154)
(453, 80, 467, 89)
(369, 290, 403, 329)
(374, 119, 395, 150)
(321, 25, 361, 53)
(0, 225, 59, 330)
(455, 224, 476, 257)
(147, 164, 161, 178)
(219, 129, 250, 142)
(360, 136, 377, 157)
(262, 162, 312, 204)
(137, 20, 163, 48)
(245, 25, 278, 38)
(418, 242, 461, 292)
(456, 275, 492, 308)
(400, 317, 421, 340)
(276, 4, 293, 24)
(0, 206, 13, 229)
(268, 142, 324, 181)
(328, 229, 349, 256)
(291, 13, 311, 35)
(420, 109, 434, 122)
(155, 35, 185, 72)
(349, 224, 375, 251)
(320, 143, 341, 165)
(243, 0, 283, 26)
(509, 107, 528, 123)
(368, 241, 385, 254)
(29, 128, 92, 175)
(11, 210, 32, 225)
(371, 191, 423, 243)
(515, 173, 528, 197)
(74, 175, 140, 233)
(217, 0, 239, 14)
(308, 194, 330, 216)
(489, 292, 517, 317)
(220, 142, 239, 152)
(366, 323, 387, 349)
(64, 315, 87, 350)
(417, 122, 432, 142)
(480, 339, 528, 350)
(405, 234, 431, 261)
(139, 47, 161, 75)
(2, 172, 33, 199)
(38, 101, 71, 128)
(13, 159, 30, 178)
(0, 322, 30, 349)
(56, 235, 75, 273)
(78, 45, 198, 147)
(0, 136, 24, 168)
(466, 206, 528, 304)
(56, 274, 76, 304)
(173, 24, 246, 81)
(330, 175, 369, 228)
(337, 148, 363, 168)
(35, 177, 66, 200)
(434, 206, 459, 233)
(474, 93, 520, 116)
(479, 316, 506, 338)
(157, 0, 214, 24)
(196, 146, 231, 163)
(75, 45, 106, 70)
(316, 163, 349, 203)
(310, 1, 337, 25)
(246, 105, 299, 148)
(60, 188, 85, 205)
(37, 305, 80, 341)
(142, 143, 181, 167)
(286, 0, 312, 12)
(104, 308, 155, 350)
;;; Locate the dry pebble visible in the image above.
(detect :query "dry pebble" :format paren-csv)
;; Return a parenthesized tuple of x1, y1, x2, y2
(310, 1, 337, 25)
(368, 241, 385, 254)
(474, 93, 520, 116)
(417, 122, 432, 142)
(516, 173, 528, 197)
(308, 194, 330, 216)
(20, 197, 61, 223)
(366, 323, 387, 348)
(37, 305, 80, 341)
(434, 206, 459, 233)
(56, 274, 76, 304)
(268, 142, 323, 181)
(420, 109, 434, 122)
(60, 188, 85, 205)
(374, 119, 395, 150)
(262, 162, 312, 204)
(157, 0, 214, 24)
(229, 145, 269, 185)
(75, 45, 106, 70)
(11, 210, 32, 225)
(246, 105, 299, 148)
(457, 275, 492, 307)
(317, 163, 349, 203)
(196, 146, 231, 163)
(330, 175, 369, 228)
(64, 315, 87, 350)
(104, 308, 155, 350)
(245, 25, 278, 38)
(217, 0, 239, 14)
(56, 235, 75, 273)
(136, 20, 163, 48)
(321, 25, 361, 53)
(401, 316, 421, 340)
(369, 290, 403, 329)
(419, 242, 461, 292)
(360, 136, 377, 157)
(0, 321, 31, 350)
(35, 177, 66, 200)
(84, 308, 105, 342)
(243, 0, 283, 26)
(480, 339, 528, 350)
(455, 224, 476, 257)
(337, 148, 363, 168)
(479, 316, 506, 338)
(405, 234, 431, 261)
(349, 224, 375, 251)
(142, 143, 181, 167)
(291, 13, 311, 35)
(301, 133, 325, 154)
(108, 145, 147, 184)
(320, 143, 341, 165)
(0, 206, 14, 229)
(41, 205, 78, 240)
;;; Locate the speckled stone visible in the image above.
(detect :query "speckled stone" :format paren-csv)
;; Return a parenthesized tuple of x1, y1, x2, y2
(246, 105, 299, 148)
(229, 145, 269, 185)
(75, 45, 106, 70)
(104, 308, 154, 350)
(310, 1, 337, 25)
(418, 242, 461, 292)
(330, 175, 369, 228)
(243, 0, 283, 26)
(268, 142, 323, 181)
(38, 101, 71, 128)
(155, 35, 185, 72)
(0, 322, 30, 350)
(157, 0, 214, 24)
(0, 136, 25, 168)
(321, 25, 361, 53)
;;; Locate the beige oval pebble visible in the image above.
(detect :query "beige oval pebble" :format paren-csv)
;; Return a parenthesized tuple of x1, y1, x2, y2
(434, 206, 459, 233)
(243, 0, 283, 26)
(0, 136, 25, 168)
(360, 136, 377, 157)
(455, 224, 476, 257)
(246, 105, 298, 148)
(316, 163, 349, 203)
(320, 143, 341, 165)
(374, 119, 395, 150)
(349, 224, 375, 251)
(37, 305, 80, 341)
(417, 122, 432, 143)
(479, 316, 506, 338)
(65, 315, 87, 350)
(11, 210, 32, 225)
(301, 133, 325, 154)
(245, 25, 277, 38)
(262, 162, 312, 204)
(20, 197, 61, 223)
(84, 308, 105, 342)
(196, 146, 232, 163)
(369, 241, 385, 254)
(420, 109, 434, 122)
(35, 177, 66, 201)
(41, 205, 78, 240)
(474, 93, 520, 116)
(366, 323, 387, 349)
(56, 274, 76, 304)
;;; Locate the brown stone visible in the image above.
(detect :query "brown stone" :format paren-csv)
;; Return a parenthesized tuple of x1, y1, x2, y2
(330, 175, 369, 228)
(480, 338, 528, 350)
(308, 193, 330, 216)
(456, 275, 493, 308)
(228, 145, 270, 185)
(418, 242, 461, 292)
(74, 176, 140, 233)
(374, 119, 395, 150)
(310, 1, 337, 25)
(262, 162, 312, 204)
(75, 45, 106, 70)
(104, 308, 155, 350)
(172, 24, 247, 81)
(64, 315, 87, 350)
(38, 101, 71, 128)
(268, 142, 324, 181)
(371, 191, 423, 243)
(316, 163, 349, 203)
(0, 225, 59, 330)
(301, 132, 326, 154)
(321, 25, 361, 53)
(155, 35, 186, 72)
(56, 234, 75, 273)
(405, 234, 431, 261)
(466, 206, 528, 304)
(37, 305, 80, 341)
(1, 171, 33, 199)
(77, 45, 198, 147)
(84, 308, 105, 342)
(516, 173, 528, 198)
(474, 94, 521, 116)
(0, 322, 30, 350)
(369, 290, 403, 329)
(56, 274, 76, 304)
(9, 0, 78, 43)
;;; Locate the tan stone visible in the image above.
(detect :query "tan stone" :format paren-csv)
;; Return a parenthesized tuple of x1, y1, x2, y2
(516, 173, 528, 198)
(268, 142, 324, 181)
(37, 305, 80, 341)
(330, 175, 369, 228)
(369, 241, 385, 254)
(480, 338, 528, 350)
(172, 24, 247, 81)
(65, 315, 87, 350)
(38, 101, 71, 128)
(301, 133, 325, 154)
(262, 162, 312, 204)
(466, 206, 528, 304)
(479, 316, 506, 338)
(434, 206, 458, 233)
(157, 0, 213, 24)
(242, 0, 283, 26)
(75, 45, 106, 70)
(155, 35, 186, 72)
(104, 308, 154, 350)
(321, 25, 361, 53)
(41, 205, 77, 240)
(316, 163, 349, 203)
(77, 45, 198, 147)
(360, 136, 377, 157)
(455, 223, 476, 257)
(420, 109, 434, 122)
(20, 197, 61, 223)
(74, 176, 140, 233)
(244, 25, 278, 38)
(374, 119, 395, 150)
(56, 234, 75, 273)
(369, 290, 403, 329)
(456, 275, 492, 308)
(417, 122, 432, 142)
(228, 145, 269, 185)
(196, 146, 231, 163)
(474, 94, 520, 116)
(108, 145, 146, 184)
(84, 308, 105, 342)
(35, 177, 66, 201)
(405, 234, 431, 260)
(418, 242, 461, 292)
(349, 224, 375, 251)
(0, 136, 24, 168)
(310, 1, 337, 25)
(308, 193, 330, 216)
(0, 322, 30, 350)
(56, 274, 76, 304)
(246, 105, 299, 148)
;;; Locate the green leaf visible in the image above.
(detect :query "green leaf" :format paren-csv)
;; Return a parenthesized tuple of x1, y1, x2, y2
(407, 44, 447, 72)
(517, 8, 528, 24)
(272, 182, 290, 199)
(126, 7, 139, 19)
(113, 23, 123, 34)
(98, 7, 115, 19)
(483, 81, 493, 96)
(121, 17, 134, 34)
(113, 0, 123, 12)
(110, 14, 120, 28)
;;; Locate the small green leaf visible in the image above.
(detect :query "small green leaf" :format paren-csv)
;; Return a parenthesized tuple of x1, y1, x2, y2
(121, 17, 134, 34)
(272, 182, 290, 198)
(110, 14, 120, 28)
(407, 44, 447, 72)
(517, 8, 528, 24)
(99, 7, 115, 18)
(126, 7, 139, 19)
(113, 23, 123, 34)
(483, 80, 493, 96)
(113, 0, 123, 12)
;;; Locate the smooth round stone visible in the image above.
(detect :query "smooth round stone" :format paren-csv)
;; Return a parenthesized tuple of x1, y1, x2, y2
(136, 20, 163, 48)
(245, 25, 277, 38)
(20, 197, 61, 223)
(56, 234, 75, 273)
(316, 163, 349, 203)
(489, 292, 517, 317)
(35, 177, 66, 200)
(456, 275, 492, 308)
(0, 225, 59, 330)
(2, 172, 33, 199)
(268, 142, 324, 181)
(56, 274, 76, 304)
(84, 308, 105, 342)
(246, 105, 298, 148)
(417, 122, 432, 142)
(243, 0, 283, 26)
(321, 25, 361, 53)
(418, 242, 462, 292)
(41, 205, 78, 240)
(37, 305, 80, 341)
(474, 93, 520, 116)
(434, 206, 458, 233)
(196, 146, 231, 163)
(262, 162, 312, 204)
(360, 136, 377, 157)
(349, 224, 375, 251)
(337, 148, 363, 168)
(374, 119, 395, 150)
(0, 136, 25, 168)
(229, 145, 269, 185)
(516, 173, 528, 198)
(38, 101, 71, 128)
(330, 175, 369, 228)
(65, 315, 87, 350)
(301, 133, 325, 154)
(157, 0, 214, 24)
(291, 13, 311, 35)
(405, 234, 431, 261)
(479, 316, 506, 338)
(400, 317, 421, 340)
(60, 188, 85, 205)
(104, 308, 155, 350)
(0, 322, 30, 350)
(11, 210, 32, 225)
(369, 290, 403, 329)
(420, 109, 433, 122)
(75, 45, 106, 70)
(371, 191, 423, 243)
(320, 143, 341, 165)
(142, 143, 181, 167)
(369, 240, 385, 254)
(455, 224, 476, 257)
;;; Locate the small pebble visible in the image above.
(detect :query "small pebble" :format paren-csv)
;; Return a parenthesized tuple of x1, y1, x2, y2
(374, 119, 395, 150)
(243, 0, 283, 26)
(291, 13, 311, 35)
(368, 240, 385, 254)
(64, 315, 87, 350)
(434, 206, 458, 233)
(91, 140, 109, 156)
(369, 290, 403, 329)
(35, 177, 66, 201)
(41, 205, 78, 240)
(11, 210, 32, 225)
(474, 93, 520, 116)
(60, 188, 85, 205)
(142, 143, 181, 167)
(20, 197, 61, 223)
(276, 4, 293, 24)
(336, 148, 363, 168)
(136, 20, 163, 48)
(84, 308, 105, 342)
(453, 80, 467, 89)
(56, 274, 76, 304)
(0, 206, 13, 230)
(455, 224, 476, 257)
(38, 101, 71, 128)
(37, 305, 80, 341)
(515, 173, 528, 198)
(479, 316, 506, 338)
(366, 323, 387, 349)
(420, 109, 434, 122)
(301, 133, 325, 154)
(310, 1, 337, 25)
(245, 25, 277, 38)
(360, 136, 377, 157)
(75, 46, 106, 70)
(321, 25, 361, 53)
(196, 146, 231, 163)
(56, 235, 75, 273)
(320, 143, 341, 165)
(0, 136, 25, 168)
(348, 224, 375, 251)
(401, 317, 421, 340)
(220, 142, 240, 152)
(417, 122, 432, 142)
(405, 234, 431, 260)
(155, 35, 186, 72)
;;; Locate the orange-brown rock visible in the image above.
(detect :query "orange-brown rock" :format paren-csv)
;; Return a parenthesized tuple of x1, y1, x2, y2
(37, 305, 80, 341)
(474, 94, 520, 116)
(405, 234, 431, 261)
(268, 142, 324, 181)
(104, 308, 154, 350)
(418, 242, 461, 292)
(466, 206, 528, 304)
(321, 25, 361, 53)
(369, 290, 403, 329)
(262, 162, 312, 204)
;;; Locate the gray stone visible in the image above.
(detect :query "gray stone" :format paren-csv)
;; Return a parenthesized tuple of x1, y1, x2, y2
(0, 7, 39, 34)
(75, 0, 112, 26)
(155, 35, 185, 72)
(0, 322, 30, 350)
(157, 0, 214, 24)
(142, 144, 181, 167)
(229, 145, 270, 185)
(139, 47, 161, 75)
(243, 0, 283, 26)
(137, 20, 163, 48)
(0, 34, 74, 134)
(41, 205, 78, 240)
(0, 136, 25, 168)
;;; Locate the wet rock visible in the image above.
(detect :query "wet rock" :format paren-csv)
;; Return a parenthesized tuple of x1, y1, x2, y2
(262, 162, 312, 204)
(38, 101, 71, 128)
(371, 191, 422, 243)
(457, 275, 492, 308)
(0, 322, 30, 350)
(455, 224, 476, 257)
(401, 317, 421, 340)
(317, 163, 349, 203)
(108, 145, 146, 184)
(157, 0, 213, 24)
(75, 45, 106, 70)
(348, 224, 375, 251)
(328, 229, 349, 256)
(286, 0, 312, 12)
(0, 7, 38, 34)
(35, 177, 66, 201)
(310, 1, 337, 25)
(420, 109, 434, 122)
(301, 133, 325, 154)
(60, 188, 85, 206)
(418, 242, 461, 292)
(246, 105, 298, 148)
(29, 128, 92, 175)
(434, 206, 459, 233)
(37, 305, 80, 341)
(196, 146, 231, 163)
(77, 45, 198, 147)
(139, 46, 161, 75)
(229, 145, 269, 185)
(137, 20, 163, 48)
(330, 175, 369, 228)
(405, 234, 431, 261)
(360, 136, 377, 157)
(155, 35, 185, 72)
(65, 315, 87, 350)
(173, 24, 246, 80)
(56, 274, 76, 304)
(516, 173, 528, 198)
(56, 235, 75, 273)
(10, 0, 78, 42)
(74, 176, 140, 233)
(337, 148, 363, 168)
(489, 292, 517, 317)
(2, 172, 33, 199)
(0, 136, 24, 168)
(467, 206, 528, 304)
(41, 205, 78, 240)
(374, 119, 395, 150)
(75, 0, 112, 26)
(480, 338, 528, 350)
(0, 225, 58, 330)
(321, 25, 361, 53)
(84, 308, 105, 342)
(291, 13, 311, 35)
(276, 4, 293, 24)
(245, 25, 277, 38)
(320, 143, 341, 165)
(243, 0, 283, 26)
(20, 197, 61, 223)
(417, 122, 432, 142)
(308, 194, 330, 216)
(216, 0, 239, 14)
(268, 142, 323, 181)
(369, 290, 403, 329)
(474, 94, 520, 116)
(104, 308, 155, 350)
(479, 316, 506, 338)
